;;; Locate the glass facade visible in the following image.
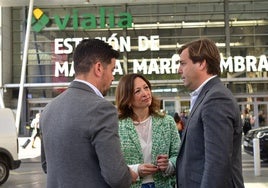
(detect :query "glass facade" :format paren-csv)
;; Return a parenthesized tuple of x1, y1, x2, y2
(1, 0, 268, 134)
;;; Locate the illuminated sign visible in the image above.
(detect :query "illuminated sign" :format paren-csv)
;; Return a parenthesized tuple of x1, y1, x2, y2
(31, 8, 133, 32)
(53, 35, 268, 77)
(32, 8, 50, 32)
(221, 55, 268, 72)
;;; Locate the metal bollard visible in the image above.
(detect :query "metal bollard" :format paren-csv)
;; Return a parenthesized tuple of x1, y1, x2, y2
(253, 138, 261, 176)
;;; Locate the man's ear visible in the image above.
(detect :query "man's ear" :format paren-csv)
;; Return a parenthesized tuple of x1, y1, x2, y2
(93, 61, 103, 77)
(199, 59, 207, 71)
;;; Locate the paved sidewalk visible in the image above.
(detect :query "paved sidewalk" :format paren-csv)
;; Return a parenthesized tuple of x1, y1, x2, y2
(242, 151, 268, 188)
(18, 137, 268, 187)
(18, 137, 41, 160)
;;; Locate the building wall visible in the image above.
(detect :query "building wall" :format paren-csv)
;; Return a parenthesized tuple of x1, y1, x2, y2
(1, 1, 268, 134)
(1, 7, 12, 84)
(1, 7, 13, 107)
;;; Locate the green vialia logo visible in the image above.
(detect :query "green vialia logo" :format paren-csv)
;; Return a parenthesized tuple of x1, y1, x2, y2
(31, 7, 133, 32)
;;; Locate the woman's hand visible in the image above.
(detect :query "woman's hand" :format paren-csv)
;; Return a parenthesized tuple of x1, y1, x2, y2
(156, 154, 169, 172)
(138, 163, 158, 177)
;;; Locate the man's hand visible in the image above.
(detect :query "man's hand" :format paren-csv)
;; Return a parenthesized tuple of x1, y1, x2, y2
(129, 168, 138, 183)
(138, 163, 159, 177)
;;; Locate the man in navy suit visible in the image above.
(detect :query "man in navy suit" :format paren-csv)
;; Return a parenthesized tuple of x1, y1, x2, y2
(176, 38, 244, 188)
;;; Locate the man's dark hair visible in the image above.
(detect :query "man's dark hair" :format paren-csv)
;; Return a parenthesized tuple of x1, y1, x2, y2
(73, 39, 119, 75)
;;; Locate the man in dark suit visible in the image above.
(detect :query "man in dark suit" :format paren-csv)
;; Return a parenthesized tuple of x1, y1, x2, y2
(40, 39, 137, 188)
(176, 38, 244, 188)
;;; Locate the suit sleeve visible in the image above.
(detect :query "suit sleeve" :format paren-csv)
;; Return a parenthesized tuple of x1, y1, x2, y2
(91, 100, 132, 188)
(201, 91, 236, 188)
(40, 119, 47, 173)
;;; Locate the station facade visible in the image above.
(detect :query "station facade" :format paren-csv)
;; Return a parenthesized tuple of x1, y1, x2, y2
(0, 0, 267, 135)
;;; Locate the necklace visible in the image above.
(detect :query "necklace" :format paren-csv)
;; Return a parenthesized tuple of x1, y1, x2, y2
(133, 116, 151, 126)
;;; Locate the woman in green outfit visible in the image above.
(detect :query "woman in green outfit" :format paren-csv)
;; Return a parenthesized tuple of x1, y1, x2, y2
(115, 73, 181, 188)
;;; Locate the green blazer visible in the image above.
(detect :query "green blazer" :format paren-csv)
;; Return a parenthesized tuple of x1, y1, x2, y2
(119, 114, 181, 188)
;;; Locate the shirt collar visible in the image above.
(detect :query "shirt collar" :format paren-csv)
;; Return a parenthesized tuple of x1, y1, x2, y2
(190, 75, 217, 97)
(74, 79, 104, 98)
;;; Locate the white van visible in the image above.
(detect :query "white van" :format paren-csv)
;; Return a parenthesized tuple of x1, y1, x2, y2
(0, 108, 21, 185)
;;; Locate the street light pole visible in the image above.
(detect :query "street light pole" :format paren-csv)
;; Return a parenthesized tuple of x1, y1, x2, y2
(15, 0, 34, 133)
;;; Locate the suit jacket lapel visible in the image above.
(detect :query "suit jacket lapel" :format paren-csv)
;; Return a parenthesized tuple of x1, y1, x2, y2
(178, 77, 221, 154)
(188, 77, 220, 117)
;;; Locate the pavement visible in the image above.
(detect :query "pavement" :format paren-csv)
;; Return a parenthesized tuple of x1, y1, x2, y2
(18, 137, 41, 161)
(18, 137, 268, 187)
(241, 148, 268, 188)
